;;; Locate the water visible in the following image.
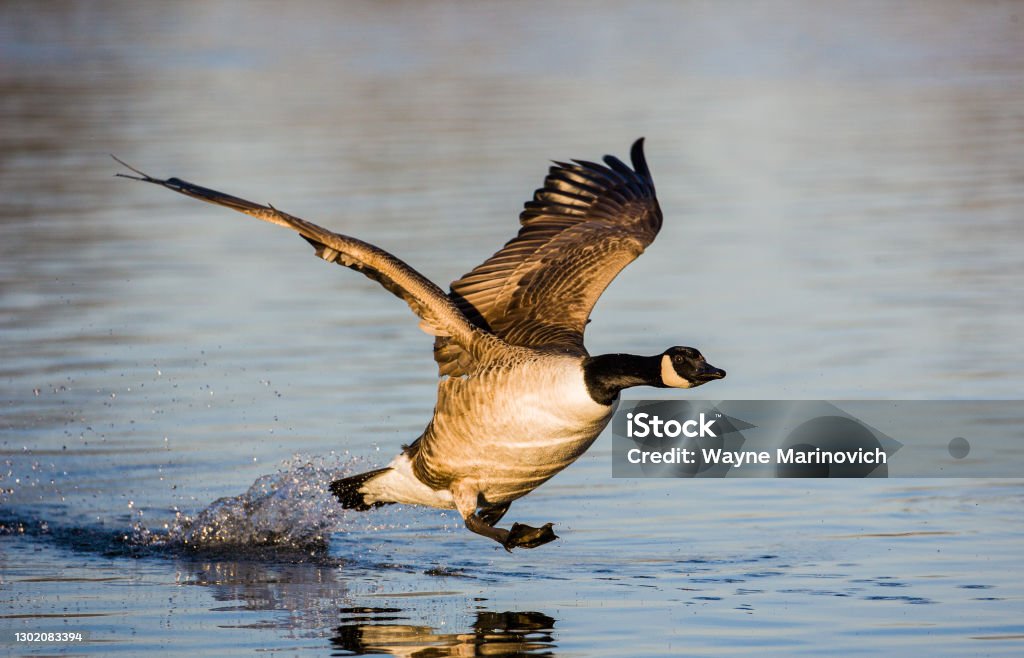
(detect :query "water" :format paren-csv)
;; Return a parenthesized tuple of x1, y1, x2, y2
(2, 1, 1023, 655)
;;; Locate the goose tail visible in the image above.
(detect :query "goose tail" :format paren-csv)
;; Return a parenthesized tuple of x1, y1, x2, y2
(329, 467, 394, 511)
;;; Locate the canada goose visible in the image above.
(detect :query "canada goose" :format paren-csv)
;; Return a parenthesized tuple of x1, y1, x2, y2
(115, 139, 725, 550)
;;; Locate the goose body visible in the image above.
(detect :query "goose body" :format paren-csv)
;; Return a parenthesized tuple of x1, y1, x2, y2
(376, 352, 613, 510)
(116, 139, 725, 550)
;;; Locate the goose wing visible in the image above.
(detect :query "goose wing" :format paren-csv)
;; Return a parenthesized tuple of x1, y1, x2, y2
(436, 138, 662, 374)
(114, 159, 497, 357)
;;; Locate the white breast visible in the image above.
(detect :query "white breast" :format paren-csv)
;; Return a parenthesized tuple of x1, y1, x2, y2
(416, 355, 614, 504)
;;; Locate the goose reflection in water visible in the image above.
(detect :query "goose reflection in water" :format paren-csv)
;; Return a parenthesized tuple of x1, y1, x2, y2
(331, 609, 556, 657)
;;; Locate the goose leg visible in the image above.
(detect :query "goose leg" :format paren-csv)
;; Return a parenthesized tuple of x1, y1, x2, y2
(454, 483, 557, 551)
(464, 512, 510, 546)
(478, 501, 511, 526)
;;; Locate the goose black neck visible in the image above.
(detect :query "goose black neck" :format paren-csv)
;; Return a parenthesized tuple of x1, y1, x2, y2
(583, 353, 662, 406)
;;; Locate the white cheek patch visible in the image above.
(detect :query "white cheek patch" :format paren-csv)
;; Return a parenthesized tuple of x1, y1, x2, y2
(660, 355, 693, 388)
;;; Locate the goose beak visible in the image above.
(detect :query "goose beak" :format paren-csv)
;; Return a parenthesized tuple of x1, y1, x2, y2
(699, 364, 726, 381)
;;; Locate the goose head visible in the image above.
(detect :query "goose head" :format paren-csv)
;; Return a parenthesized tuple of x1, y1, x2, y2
(659, 346, 726, 389)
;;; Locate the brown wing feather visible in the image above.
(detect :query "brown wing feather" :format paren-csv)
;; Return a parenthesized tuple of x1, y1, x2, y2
(113, 158, 497, 359)
(436, 138, 662, 374)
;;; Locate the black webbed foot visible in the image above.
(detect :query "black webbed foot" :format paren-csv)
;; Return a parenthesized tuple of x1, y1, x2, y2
(464, 514, 558, 551)
(502, 522, 558, 551)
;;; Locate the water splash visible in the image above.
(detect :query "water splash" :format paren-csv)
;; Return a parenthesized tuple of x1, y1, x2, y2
(2, 453, 398, 562)
(132, 454, 368, 558)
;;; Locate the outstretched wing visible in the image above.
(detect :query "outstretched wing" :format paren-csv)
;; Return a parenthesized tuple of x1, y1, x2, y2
(436, 139, 662, 374)
(114, 158, 497, 357)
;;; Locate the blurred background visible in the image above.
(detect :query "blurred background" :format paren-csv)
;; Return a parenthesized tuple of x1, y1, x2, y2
(1, 1, 1022, 655)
